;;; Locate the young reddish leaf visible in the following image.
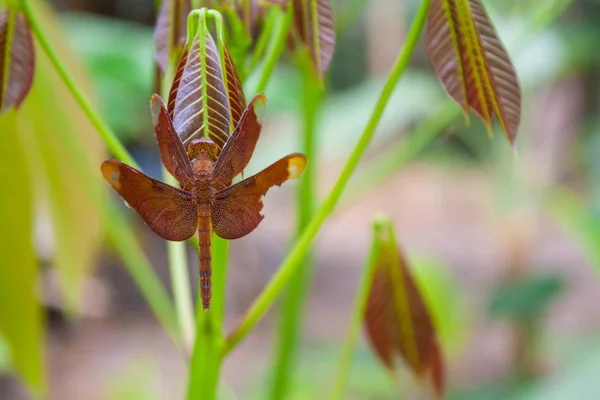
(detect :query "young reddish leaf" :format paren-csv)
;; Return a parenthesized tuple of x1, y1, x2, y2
(0, 7, 35, 114)
(167, 28, 231, 150)
(224, 46, 246, 128)
(426, 0, 521, 144)
(365, 222, 444, 396)
(291, 0, 335, 80)
(154, 0, 192, 72)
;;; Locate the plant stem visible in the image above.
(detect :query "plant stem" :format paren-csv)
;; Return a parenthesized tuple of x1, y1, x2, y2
(108, 210, 182, 345)
(269, 64, 322, 400)
(329, 220, 382, 400)
(225, 0, 432, 354)
(187, 237, 229, 399)
(160, 46, 195, 351)
(343, 101, 461, 205)
(253, 5, 294, 94)
(20, 0, 138, 170)
(249, 7, 277, 72)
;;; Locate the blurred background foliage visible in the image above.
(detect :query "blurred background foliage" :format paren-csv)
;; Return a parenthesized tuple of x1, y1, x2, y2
(2, 0, 600, 399)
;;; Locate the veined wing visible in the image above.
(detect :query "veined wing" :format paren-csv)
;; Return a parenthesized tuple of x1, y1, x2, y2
(101, 160, 197, 241)
(151, 94, 195, 188)
(212, 153, 306, 239)
(211, 94, 265, 190)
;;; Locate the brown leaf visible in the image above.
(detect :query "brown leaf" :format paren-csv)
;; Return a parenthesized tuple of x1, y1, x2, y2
(291, 0, 335, 80)
(154, 0, 192, 72)
(167, 30, 231, 150)
(364, 224, 444, 396)
(224, 46, 246, 128)
(0, 7, 35, 113)
(426, 0, 521, 144)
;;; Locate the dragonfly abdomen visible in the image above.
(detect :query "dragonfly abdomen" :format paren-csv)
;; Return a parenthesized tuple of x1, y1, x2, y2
(198, 203, 212, 310)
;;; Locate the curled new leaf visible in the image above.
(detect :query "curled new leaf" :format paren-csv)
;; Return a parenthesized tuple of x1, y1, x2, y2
(365, 220, 444, 396)
(167, 21, 231, 150)
(154, 0, 192, 72)
(291, 0, 335, 80)
(0, 7, 35, 114)
(426, 0, 521, 144)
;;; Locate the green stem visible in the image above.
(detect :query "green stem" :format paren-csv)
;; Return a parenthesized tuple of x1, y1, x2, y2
(269, 63, 321, 400)
(343, 101, 461, 205)
(225, 0, 432, 354)
(249, 7, 277, 73)
(20, 0, 138, 170)
(187, 237, 229, 399)
(253, 5, 294, 94)
(108, 209, 182, 345)
(329, 219, 382, 400)
(160, 34, 195, 352)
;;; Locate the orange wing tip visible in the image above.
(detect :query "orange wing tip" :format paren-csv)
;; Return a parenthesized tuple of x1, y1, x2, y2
(287, 154, 307, 179)
(100, 160, 122, 190)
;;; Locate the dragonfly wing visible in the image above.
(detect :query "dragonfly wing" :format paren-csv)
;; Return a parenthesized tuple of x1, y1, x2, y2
(102, 160, 197, 241)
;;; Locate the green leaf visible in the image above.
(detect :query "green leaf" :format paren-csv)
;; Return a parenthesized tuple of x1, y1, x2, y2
(426, 0, 521, 144)
(0, 110, 45, 395)
(18, 0, 105, 311)
(0, 6, 35, 113)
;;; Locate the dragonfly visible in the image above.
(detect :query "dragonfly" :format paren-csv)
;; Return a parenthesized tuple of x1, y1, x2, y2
(101, 93, 307, 309)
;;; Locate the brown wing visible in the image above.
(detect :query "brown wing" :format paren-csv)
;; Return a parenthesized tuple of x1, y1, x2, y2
(212, 154, 306, 239)
(101, 160, 197, 241)
(211, 94, 266, 190)
(151, 94, 194, 188)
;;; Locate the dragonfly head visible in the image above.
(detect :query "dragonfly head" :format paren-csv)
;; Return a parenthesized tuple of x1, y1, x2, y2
(187, 137, 218, 162)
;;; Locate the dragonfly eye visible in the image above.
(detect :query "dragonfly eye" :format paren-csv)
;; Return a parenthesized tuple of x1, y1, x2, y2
(187, 138, 218, 161)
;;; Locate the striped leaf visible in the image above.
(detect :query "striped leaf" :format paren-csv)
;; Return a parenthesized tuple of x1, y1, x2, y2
(426, 0, 521, 144)
(291, 0, 335, 80)
(0, 6, 35, 114)
(168, 27, 231, 151)
(365, 221, 444, 397)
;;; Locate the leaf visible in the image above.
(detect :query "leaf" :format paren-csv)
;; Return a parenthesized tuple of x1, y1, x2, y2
(16, 0, 105, 311)
(0, 6, 35, 113)
(0, 111, 45, 395)
(154, 0, 192, 72)
(291, 0, 335, 80)
(168, 20, 231, 150)
(224, 46, 246, 128)
(426, 0, 521, 144)
(364, 221, 444, 396)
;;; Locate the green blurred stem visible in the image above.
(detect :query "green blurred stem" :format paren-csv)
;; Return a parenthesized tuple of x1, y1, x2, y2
(108, 211, 181, 345)
(20, 0, 138, 170)
(224, 0, 432, 354)
(329, 220, 383, 400)
(254, 5, 294, 94)
(187, 237, 228, 400)
(269, 65, 322, 400)
(249, 7, 277, 72)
